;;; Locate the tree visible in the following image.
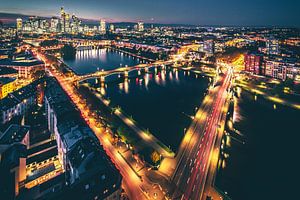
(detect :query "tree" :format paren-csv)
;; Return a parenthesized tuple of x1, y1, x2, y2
(40, 39, 59, 47)
(61, 44, 76, 60)
(284, 78, 294, 88)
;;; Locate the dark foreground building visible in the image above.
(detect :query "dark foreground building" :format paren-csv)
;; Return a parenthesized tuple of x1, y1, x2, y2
(43, 77, 122, 200)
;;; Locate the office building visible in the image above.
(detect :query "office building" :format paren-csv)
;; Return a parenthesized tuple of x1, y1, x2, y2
(0, 77, 16, 99)
(110, 24, 115, 32)
(99, 19, 106, 34)
(265, 56, 300, 81)
(50, 17, 59, 32)
(0, 59, 45, 79)
(60, 7, 66, 33)
(244, 53, 264, 75)
(16, 18, 23, 32)
(203, 39, 215, 56)
(137, 21, 144, 32)
(266, 38, 280, 55)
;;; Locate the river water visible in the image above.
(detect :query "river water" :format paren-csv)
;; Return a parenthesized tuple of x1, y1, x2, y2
(100, 69, 210, 151)
(63, 48, 141, 75)
(216, 88, 300, 200)
(66, 48, 210, 151)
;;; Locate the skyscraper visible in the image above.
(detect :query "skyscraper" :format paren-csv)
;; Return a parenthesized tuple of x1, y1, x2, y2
(50, 17, 59, 32)
(60, 7, 65, 33)
(71, 14, 81, 33)
(203, 39, 215, 56)
(16, 18, 22, 32)
(137, 21, 144, 31)
(99, 19, 106, 34)
(266, 38, 280, 55)
(109, 24, 115, 32)
(65, 13, 70, 33)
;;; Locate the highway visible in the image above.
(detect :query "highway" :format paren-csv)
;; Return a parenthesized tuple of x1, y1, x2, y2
(172, 66, 232, 200)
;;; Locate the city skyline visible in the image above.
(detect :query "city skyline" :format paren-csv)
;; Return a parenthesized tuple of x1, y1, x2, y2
(1, 2, 300, 200)
(0, 0, 300, 26)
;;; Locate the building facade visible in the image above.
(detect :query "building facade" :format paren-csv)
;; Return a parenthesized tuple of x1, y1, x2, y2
(0, 59, 45, 79)
(0, 79, 42, 124)
(244, 53, 264, 75)
(266, 38, 280, 55)
(264, 57, 300, 81)
(44, 77, 122, 200)
(0, 77, 16, 99)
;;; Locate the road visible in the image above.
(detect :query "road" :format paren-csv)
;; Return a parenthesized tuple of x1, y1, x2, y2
(37, 47, 218, 200)
(38, 52, 153, 200)
(172, 67, 232, 200)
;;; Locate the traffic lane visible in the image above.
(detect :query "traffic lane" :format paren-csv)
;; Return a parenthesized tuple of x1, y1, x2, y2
(186, 73, 230, 199)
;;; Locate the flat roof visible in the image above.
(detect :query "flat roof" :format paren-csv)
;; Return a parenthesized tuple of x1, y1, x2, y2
(0, 124, 30, 144)
(0, 77, 16, 85)
(0, 59, 44, 67)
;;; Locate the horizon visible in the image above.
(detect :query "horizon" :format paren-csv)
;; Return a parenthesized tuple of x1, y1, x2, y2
(0, 0, 300, 27)
(0, 12, 299, 28)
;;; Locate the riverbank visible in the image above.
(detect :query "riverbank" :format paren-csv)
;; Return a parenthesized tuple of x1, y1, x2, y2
(215, 87, 300, 200)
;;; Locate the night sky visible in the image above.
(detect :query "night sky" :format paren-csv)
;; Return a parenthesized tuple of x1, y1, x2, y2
(0, 0, 299, 26)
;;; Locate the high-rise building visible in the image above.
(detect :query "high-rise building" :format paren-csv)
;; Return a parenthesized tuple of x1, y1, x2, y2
(50, 17, 59, 32)
(244, 53, 264, 75)
(71, 14, 81, 33)
(16, 18, 22, 32)
(65, 13, 71, 33)
(137, 21, 144, 31)
(203, 39, 215, 55)
(266, 38, 280, 55)
(109, 24, 115, 32)
(264, 57, 299, 81)
(99, 19, 106, 34)
(60, 7, 66, 33)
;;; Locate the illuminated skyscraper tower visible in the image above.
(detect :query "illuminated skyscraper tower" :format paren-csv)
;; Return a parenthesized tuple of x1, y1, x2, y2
(99, 19, 106, 34)
(65, 13, 70, 33)
(16, 18, 22, 32)
(60, 7, 66, 33)
(266, 38, 280, 55)
(137, 21, 144, 32)
(50, 17, 59, 32)
(109, 24, 115, 32)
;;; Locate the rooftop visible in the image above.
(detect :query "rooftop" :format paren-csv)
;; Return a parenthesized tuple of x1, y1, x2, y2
(0, 77, 16, 86)
(0, 124, 30, 144)
(44, 77, 122, 192)
(0, 67, 18, 76)
(0, 58, 44, 67)
(0, 78, 44, 111)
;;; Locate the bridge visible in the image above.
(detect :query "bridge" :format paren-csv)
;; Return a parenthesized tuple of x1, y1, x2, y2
(75, 60, 174, 84)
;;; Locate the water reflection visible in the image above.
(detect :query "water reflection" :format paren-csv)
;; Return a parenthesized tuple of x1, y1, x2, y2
(216, 88, 300, 200)
(64, 48, 141, 75)
(98, 67, 209, 150)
